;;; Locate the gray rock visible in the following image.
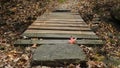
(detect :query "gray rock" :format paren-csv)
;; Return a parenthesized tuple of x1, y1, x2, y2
(32, 44, 86, 66)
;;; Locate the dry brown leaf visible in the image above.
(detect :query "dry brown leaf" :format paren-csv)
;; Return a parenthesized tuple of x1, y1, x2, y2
(32, 44, 37, 48)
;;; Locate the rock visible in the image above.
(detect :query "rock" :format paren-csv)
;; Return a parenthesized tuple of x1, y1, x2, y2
(111, 4, 120, 21)
(32, 44, 86, 66)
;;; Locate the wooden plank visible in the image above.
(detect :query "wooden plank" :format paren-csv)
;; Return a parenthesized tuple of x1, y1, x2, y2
(36, 12, 82, 19)
(40, 15, 78, 17)
(37, 19, 84, 21)
(28, 28, 91, 31)
(43, 15, 81, 19)
(38, 16, 74, 19)
(39, 16, 74, 19)
(44, 12, 78, 14)
(28, 26, 91, 31)
(39, 13, 82, 19)
(39, 14, 73, 17)
(31, 23, 88, 27)
(39, 15, 74, 18)
(34, 21, 85, 24)
(14, 39, 104, 45)
(43, 13, 80, 16)
(50, 12, 77, 14)
(24, 30, 95, 35)
(22, 33, 99, 39)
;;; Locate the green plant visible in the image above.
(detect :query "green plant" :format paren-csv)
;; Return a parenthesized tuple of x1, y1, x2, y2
(58, 0, 65, 3)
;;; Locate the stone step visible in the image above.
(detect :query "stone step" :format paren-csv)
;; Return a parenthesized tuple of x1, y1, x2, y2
(31, 44, 86, 66)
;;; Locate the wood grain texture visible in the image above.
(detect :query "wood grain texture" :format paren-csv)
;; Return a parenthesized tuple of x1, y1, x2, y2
(22, 33, 99, 39)
(24, 30, 95, 35)
(28, 26, 91, 31)
(31, 23, 88, 27)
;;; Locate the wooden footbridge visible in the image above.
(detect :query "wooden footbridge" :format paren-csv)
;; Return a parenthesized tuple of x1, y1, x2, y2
(15, 12, 103, 45)
(14, 5, 104, 67)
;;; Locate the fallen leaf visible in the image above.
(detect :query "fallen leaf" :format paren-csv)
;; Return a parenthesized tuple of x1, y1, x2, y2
(68, 37, 77, 44)
(32, 44, 37, 48)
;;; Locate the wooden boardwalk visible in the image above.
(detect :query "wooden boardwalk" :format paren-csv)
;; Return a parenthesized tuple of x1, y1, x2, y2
(15, 12, 103, 45)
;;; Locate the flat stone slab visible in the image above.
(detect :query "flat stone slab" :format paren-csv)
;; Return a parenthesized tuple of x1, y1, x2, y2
(32, 44, 86, 66)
